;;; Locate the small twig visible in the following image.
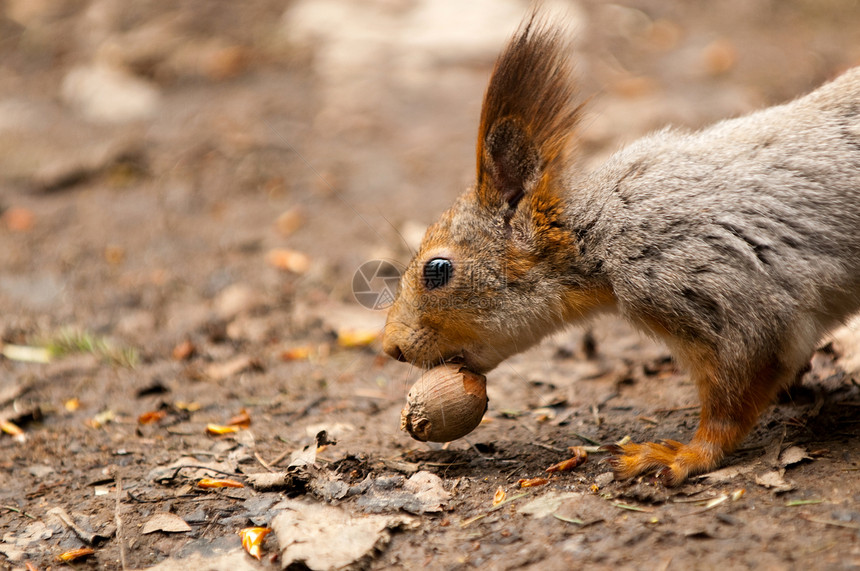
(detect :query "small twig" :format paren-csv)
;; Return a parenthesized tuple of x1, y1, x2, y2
(127, 490, 166, 503)
(571, 432, 601, 446)
(115, 475, 127, 571)
(612, 502, 655, 513)
(515, 418, 537, 435)
(598, 392, 619, 407)
(531, 442, 566, 454)
(2, 505, 36, 519)
(591, 405, 602, 427)
(460, 491, 532, 528)
(653, 405, 698, 414)
(802, 515, 860, 530)
(463, 437, 493, 459)
(164, 427, 199, 436)
(785, 499, 825, 507)
(254, 452, 275, 472)
(168, 465, 243, 479)
(679, 494, 729, 517)
(268, 448, 293, 468)
(552, 513, 585, 525)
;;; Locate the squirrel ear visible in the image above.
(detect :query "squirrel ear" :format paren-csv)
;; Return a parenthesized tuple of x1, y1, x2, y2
(475, 14, 581, 213)
(481, 118, 541, 210)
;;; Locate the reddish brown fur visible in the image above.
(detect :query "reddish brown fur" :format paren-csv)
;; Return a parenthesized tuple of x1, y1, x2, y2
(608, 337, 792, 484)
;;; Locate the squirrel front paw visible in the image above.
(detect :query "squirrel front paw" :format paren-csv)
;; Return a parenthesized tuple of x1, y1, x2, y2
(602, 439, 723, 486)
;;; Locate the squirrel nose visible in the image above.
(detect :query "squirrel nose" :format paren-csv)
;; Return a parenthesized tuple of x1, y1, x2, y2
(385, 343, 406, 362)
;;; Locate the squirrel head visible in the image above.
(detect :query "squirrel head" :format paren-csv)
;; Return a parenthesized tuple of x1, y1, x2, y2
(383, 15, 611, 373)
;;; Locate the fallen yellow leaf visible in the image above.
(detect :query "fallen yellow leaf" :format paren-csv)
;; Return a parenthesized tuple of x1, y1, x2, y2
(517, 477, 549, 488)
(197, 478, 244, 489)
(239, 526, 272, 560)
(206, 423, 240, 435)
(281, 345, 313, 361)
(1, 420, 24, 436)
(337, 329, 379, 348)
(57, 547, 95, 562)
(138, 410, 167, 425)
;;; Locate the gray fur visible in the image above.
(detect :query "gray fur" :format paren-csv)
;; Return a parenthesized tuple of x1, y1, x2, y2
(577, 67, 860, 382)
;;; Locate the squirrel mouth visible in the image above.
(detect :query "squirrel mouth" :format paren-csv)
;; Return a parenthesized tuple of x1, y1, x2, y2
(443, 353, 490, 374)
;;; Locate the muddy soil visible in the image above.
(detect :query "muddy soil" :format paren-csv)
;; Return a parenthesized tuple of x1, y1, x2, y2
(2, 1, 860, 569)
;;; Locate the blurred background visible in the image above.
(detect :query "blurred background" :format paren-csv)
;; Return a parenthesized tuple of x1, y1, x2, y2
(1, 1, 860, 566)
(1, 0, 859, 343)
(2, 0, 859, 348)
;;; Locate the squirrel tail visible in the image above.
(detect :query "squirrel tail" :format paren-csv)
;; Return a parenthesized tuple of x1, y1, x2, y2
(476, 12, 582, 210)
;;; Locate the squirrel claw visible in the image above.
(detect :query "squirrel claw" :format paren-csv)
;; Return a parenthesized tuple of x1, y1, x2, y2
(601, 439, 696, 486)
(656, 465, 682, 486)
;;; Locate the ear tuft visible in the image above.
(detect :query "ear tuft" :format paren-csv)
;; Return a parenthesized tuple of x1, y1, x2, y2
(476, 12, 582, 211)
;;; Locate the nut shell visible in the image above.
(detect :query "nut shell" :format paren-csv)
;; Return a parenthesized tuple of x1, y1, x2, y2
(400, 364, 488, 442)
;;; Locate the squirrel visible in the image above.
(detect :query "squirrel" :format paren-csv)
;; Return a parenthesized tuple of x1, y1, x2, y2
(382, 13, 860, 485)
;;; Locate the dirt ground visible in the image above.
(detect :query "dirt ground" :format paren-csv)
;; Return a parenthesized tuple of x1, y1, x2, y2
(2, 1, 860, 569)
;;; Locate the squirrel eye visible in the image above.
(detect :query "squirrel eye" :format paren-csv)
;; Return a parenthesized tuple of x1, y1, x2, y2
(423, 258, 454, 290)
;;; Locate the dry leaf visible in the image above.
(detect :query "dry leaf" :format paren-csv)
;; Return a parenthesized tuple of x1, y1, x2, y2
(271, 499, 414, 570)
(517, 477, 549, 488)
(779, 446, 811, 467)
(245, 472, 291, 490)
(519, 491, 582, 518)
(205, 355, 256, 380)
(698, 463, 755, 483)
(755, 470, 795, 493)
(141, 512, 192, 534)
(227, 409, 251, 428)
(57, 547, 95, 562)
(401, 471, 452, 513)
(138, 410, 167, 424)
(238, 527, 271, 560)
(197, 477, 244, 489)
(546, 448, 588, 473)
(492, 487, 506, 506)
